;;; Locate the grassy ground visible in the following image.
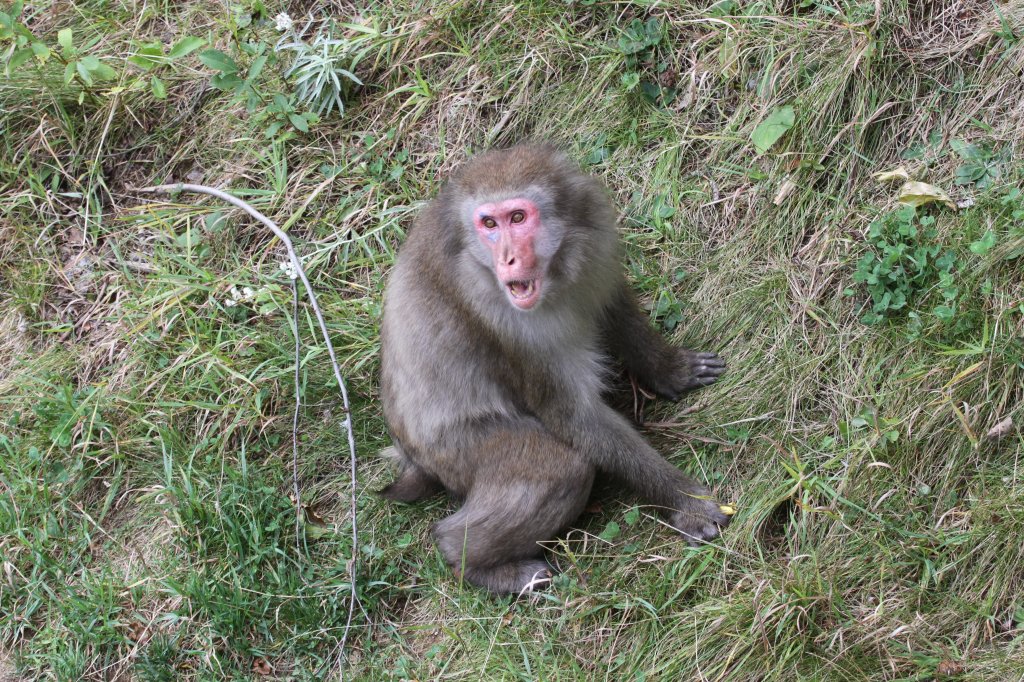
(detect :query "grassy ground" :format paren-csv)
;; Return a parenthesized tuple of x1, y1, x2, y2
(1, 0, 1023, 679)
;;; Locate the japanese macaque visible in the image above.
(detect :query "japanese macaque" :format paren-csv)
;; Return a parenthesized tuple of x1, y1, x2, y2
(379, 144, 729, 594)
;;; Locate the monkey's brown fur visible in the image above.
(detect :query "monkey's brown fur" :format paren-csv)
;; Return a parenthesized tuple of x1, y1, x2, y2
(380, 144, 729, 594)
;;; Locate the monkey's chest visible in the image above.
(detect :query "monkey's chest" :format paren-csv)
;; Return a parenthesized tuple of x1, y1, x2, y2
(510, 344, 607, 412)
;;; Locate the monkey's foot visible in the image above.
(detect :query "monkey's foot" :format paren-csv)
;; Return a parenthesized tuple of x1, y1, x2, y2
(456, 559, 553, 595)
(651, 350, 726, 400)
(378, 463, 444, 503)
(667, 494, 732, 546)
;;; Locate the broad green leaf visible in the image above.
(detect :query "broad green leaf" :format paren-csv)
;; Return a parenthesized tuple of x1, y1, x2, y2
(954, 163, 984, 185)
(198, 49, 238, 73)
(620, 71, 640, 90)
(8, 47, 32, 71)
(30, 41, 49, 63)
(80, 55, 116, 81)
(245, 53, 267, 83)
(150, 75, 167, 99)
(644, 18, 662, 40)
(598, 521, 621, 541)
(618, 34, 646, 55)
(168, 36, 205, 59)
(129, 41, 163, 70)
(639, 81, 661, 104)
(708, 0, 738, 16)
(288, 113, 308, 132)
(128, 55, 157, 70)
(57, 28, 73, 56)
(950, 139, 985, 160)
(75, 60, 93, 85)
(969, 230, 996, 255)
(751, 105, 795, 155)
(210, 72, 243, 90)
(0, 12, 13, 41)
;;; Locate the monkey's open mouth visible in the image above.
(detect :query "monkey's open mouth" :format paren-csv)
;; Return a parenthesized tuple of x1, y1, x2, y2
(505, 279, 541, 309)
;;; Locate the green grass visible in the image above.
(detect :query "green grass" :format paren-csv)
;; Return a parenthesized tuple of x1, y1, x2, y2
(1, 0, 1023, 679)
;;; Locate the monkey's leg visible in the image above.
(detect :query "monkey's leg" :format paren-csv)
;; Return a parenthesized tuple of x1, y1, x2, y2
(573, 405, 730, 544)
(601, 285, 725, 400)
(378, 445, 444, 503)
(433, 431, 593, 594)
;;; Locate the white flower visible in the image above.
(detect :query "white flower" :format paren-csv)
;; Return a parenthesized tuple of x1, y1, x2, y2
(243, 287, 255, 299)
(274, 12, 293, 32)
(225, 298, 238, 308)
(279, 259, 299, 280)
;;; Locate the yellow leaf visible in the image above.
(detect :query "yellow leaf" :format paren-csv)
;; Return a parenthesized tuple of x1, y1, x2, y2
(873, 166, 909, 183)
(899, 181, 956, 210)
(719, 504, 736, 516)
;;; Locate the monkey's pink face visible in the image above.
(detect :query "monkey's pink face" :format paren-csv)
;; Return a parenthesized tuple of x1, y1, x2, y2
(473, 198, 543, 310)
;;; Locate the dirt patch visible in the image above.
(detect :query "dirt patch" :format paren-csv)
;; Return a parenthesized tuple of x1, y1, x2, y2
(0, 650, 22, 682)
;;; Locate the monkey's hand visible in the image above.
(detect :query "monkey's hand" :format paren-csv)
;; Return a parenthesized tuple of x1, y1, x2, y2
(647, 349, 725, 401)
(667, 489, 732, 546)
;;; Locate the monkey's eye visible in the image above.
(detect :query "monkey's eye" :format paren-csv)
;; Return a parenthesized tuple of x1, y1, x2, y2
(510, 210, 525, 224)
(482, 217, 497, 229)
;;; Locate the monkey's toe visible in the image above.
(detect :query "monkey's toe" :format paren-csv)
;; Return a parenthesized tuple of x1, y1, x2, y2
(695, 351, 726, 366)
(451, 558, 555, 595)
(693, 352, 726, 375)
(669, 499, 732, 546)
(518, 566, 554, 595)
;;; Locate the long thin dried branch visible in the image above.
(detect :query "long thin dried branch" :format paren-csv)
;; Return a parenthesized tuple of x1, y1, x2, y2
(132, 182, 361, 669)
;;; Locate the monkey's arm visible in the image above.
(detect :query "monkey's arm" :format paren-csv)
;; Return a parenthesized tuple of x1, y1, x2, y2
(561, 402, 730, 544)
(600, 284, 724, 400)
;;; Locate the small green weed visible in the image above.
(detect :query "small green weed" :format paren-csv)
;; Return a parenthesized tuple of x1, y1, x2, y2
(951, 139, 1005, 190)
(848, 205, 959, 325)
(276, 18, 373, 118)
(2, 3, 204, 103)
(199, 43, 272, 111)
(128, 36, 207, 100)
(262, 93, 320, 139)
(617, 17, 676, 107)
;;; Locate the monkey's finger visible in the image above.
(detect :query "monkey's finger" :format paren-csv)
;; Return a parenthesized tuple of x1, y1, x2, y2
(697, 363, 726, 375)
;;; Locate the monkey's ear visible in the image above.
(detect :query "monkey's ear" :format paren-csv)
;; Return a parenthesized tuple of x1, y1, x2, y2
(429, 196, 465, 259)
